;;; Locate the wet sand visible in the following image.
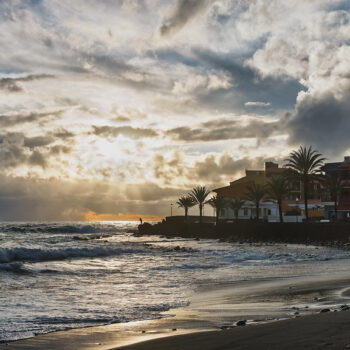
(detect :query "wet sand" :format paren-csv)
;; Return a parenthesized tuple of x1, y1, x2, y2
(4, 271, 350, 350)
(117, 311, 350, 350)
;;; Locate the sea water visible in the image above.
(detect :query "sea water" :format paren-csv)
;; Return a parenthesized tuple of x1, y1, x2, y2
(1, 221, 350, 342)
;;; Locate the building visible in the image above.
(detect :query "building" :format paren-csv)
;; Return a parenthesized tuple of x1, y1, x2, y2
(322, 156, 350, 220)
(213, 162, 283, 222)
(213, 161, 327, 222)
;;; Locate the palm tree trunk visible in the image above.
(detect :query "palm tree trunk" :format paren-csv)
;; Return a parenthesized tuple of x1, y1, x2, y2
(216, 209, 219, 225)
(256, 203, 259, 221)
(185, 207, 188, 222)
(199, 203, 203, 224)
(303, 179, 309, 221)
(278, 200, 283, 223)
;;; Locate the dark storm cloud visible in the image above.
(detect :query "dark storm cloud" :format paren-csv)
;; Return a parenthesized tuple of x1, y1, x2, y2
(24, 136, 54, 149)
(287, 89, 350, 155)
(28, 149, 47, 167)
(91, 125, 158, 139)
(0, 131, 73, 169)
(0, 133, 27, 168)
(52, 128, 75, 139)
(159, 0, 213, 37)
(166, 117, 284, 142)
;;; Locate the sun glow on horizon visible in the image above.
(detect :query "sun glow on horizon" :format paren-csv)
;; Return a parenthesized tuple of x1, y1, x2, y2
(83, 211, 162, 222)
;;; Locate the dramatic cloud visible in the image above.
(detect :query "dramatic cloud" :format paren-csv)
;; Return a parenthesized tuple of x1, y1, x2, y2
(0, 130, 74, 171)
(24, 136, 54, 149)
(193, 154, 267, 184)
(0, 133, 27, 168)
(159, 0, 213, 37)
(152, 152, 185, 185)
(287, 89, 350, 155)
(0, 108, 70, 127)
(0, 0, 348, 219)
(166, 117, 284, 142)
(0, 74, 54, 92)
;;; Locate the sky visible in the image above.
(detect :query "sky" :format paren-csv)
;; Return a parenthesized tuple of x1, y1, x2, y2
(0, 0, 349, 221)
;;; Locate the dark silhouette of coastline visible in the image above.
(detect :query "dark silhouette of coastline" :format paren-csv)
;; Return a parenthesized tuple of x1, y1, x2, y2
(137, 220, 350, 248)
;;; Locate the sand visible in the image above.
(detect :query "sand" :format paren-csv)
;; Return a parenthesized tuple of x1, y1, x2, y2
(116, 311, 350, 350)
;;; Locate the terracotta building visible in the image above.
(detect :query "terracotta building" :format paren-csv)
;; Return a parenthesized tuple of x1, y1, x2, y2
(213, 162, 283, 221)
(322, 156, 350, 220)
(213, 161, 323, 222)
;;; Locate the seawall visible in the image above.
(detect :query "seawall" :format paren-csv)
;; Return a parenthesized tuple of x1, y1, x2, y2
(137, 221, 350, 247)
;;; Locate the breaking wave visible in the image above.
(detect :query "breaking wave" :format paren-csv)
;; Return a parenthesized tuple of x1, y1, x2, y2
(1, 223, 129, 234)
(0, 245, 145, 264)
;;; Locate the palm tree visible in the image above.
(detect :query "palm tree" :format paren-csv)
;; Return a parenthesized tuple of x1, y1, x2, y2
(323, 175, 344, 221)
(230, 198, 245, 221)
(189, 186, 211, 224)
(176, 196, 196, 222)
(245, 183, 266, 221)
(206, 195, 227, 225)
(285, 146, 325, 221)
(266, 176, 291, 223)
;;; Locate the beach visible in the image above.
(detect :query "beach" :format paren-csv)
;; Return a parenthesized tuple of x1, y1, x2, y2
(4, 268, 350, 350)
(3, 222, 350, 349)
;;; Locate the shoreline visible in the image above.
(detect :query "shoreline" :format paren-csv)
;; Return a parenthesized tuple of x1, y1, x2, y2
(4, 267, 350, 350)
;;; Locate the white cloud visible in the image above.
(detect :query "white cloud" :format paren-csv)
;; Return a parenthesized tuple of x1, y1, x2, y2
(172, 72, 232, 94)
(245, 101, 271, 107)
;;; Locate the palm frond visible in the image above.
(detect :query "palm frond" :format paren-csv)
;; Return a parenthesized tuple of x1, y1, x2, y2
(189, 186, 211, 204)
(230, 198, 245, 211)
(206, 195, 227, 209)
(245, 183, 266, 203)
(176, 195, 196, 209)
(266, 176, 291, 201)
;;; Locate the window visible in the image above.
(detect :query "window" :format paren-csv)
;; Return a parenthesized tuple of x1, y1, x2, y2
(244, 208, 248, 216)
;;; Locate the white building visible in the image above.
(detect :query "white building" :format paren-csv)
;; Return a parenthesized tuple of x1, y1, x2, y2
(219, 199, 279, 221)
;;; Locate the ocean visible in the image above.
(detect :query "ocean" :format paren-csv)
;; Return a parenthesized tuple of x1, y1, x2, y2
(1, 221, 350, 343)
